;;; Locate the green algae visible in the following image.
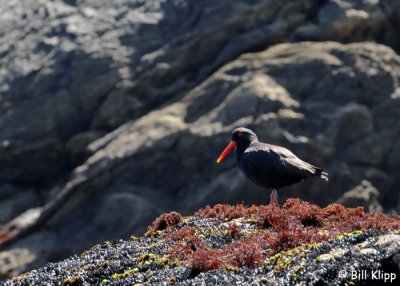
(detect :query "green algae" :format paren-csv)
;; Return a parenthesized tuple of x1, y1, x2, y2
(111, 267, 139, 279)
(263, 243, 318, 273)
(336, 229, 364, 240)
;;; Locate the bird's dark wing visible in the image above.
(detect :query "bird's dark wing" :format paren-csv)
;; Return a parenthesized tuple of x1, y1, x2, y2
(240, 143, 323, 188)
(268, 144, 328, 180)
(268, 145, 317, 176)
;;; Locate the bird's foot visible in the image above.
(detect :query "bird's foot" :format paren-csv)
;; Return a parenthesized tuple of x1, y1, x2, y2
(269, 189, 278, 205)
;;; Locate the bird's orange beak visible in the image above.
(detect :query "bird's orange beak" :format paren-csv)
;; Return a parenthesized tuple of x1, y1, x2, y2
(216, 141, 237, 163)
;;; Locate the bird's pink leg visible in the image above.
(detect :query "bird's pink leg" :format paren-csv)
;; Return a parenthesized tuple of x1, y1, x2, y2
(269, 189, 278, 205)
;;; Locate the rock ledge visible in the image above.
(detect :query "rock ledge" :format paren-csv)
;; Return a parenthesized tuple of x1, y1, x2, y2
(4, 199, 400, 285)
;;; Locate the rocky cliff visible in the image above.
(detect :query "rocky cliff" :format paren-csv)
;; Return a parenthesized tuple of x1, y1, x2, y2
(1, 0, 400, 279)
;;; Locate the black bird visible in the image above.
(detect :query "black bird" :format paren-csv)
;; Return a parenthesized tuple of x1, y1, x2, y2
(216, 127, 328, 204)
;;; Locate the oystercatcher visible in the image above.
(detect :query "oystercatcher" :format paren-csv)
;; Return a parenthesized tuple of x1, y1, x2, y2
(216, 127, 328, 204)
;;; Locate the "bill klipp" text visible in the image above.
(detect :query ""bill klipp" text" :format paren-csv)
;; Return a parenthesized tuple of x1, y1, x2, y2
(351, 269, 396, 283)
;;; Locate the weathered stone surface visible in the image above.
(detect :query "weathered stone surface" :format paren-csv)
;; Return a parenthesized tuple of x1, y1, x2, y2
(336, 180, 383, 212)
(2, 40, 400, 279)
(93, 192, 160, 239)
(0, 231, 57, 279)
(2, 0, 400, 279)
(2, 0, 400, 187)
(65, 131, 104, 155)
(0, 185, 40, 225)
(376, 234, 400, 257)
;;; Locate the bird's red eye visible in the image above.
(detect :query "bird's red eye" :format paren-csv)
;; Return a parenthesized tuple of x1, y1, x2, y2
(238, 132, 243, 137)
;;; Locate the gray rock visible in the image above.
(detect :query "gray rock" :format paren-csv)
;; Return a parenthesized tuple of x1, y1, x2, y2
(93, 192, 159, 239)
(388, 136, 400, 168)
(332, 103, 373, 148)
(394, 253, 400, 272)
(2, 0, 400, 187)
(65, 130, 105, 155)
(336, 180, 383, 212)
(0, 249, 36, 280)
(189, 168, 251, 211)
(376, 234, 400, 257)
(344, 132, 394, 166)
(0, 185, 40, 225)
(316, 248, 350, 262)
(3, 40, 400, 279)
(2, 0, 400, 279)
(0, 231, 57, 278)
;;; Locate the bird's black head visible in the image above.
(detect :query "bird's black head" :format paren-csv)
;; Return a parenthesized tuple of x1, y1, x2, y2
(216, 127, 258, 163)
(231, 127, 258, 151)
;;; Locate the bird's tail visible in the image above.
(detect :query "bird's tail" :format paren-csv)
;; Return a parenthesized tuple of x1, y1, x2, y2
(320, 171, 329, 181)
(315, 168, 329, 181)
